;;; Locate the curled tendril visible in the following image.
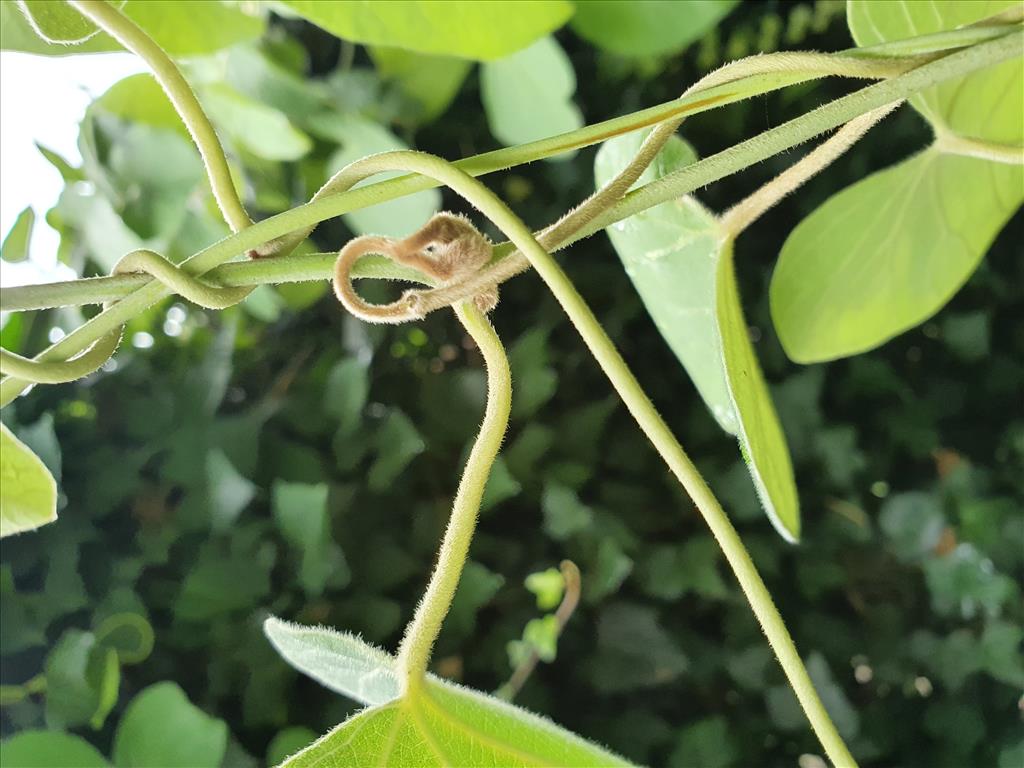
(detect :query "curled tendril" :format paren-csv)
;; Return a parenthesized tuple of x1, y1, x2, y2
(332, 213, 498, 325)
(0, 250, 252, 384)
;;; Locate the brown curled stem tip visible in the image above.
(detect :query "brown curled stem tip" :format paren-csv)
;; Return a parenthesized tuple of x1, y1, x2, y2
(332, 213, 500, 324)
(332, 235, 425, 324)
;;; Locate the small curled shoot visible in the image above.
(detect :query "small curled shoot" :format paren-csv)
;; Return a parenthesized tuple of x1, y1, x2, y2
(332, 213, 498, 325)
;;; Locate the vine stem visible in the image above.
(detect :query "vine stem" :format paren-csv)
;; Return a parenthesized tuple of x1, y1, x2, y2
(1, 30, 1020, 405)
(321, 150, 857, 767)
(396, 301, 512, 693)
(67, 0, 252, 232)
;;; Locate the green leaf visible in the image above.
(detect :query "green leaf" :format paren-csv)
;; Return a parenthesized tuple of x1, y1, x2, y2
(481, 37, 583, 155)
(594, 131, 733, 432)
(1, 206, 34, 262)
(276, 0, 573, 61)
(1, 0, 265, 56)
(368, 409, 426, 491)
(0, 731, 110, 768)
(525, 568, 565, 611)
(878, 492, 945, 562)
(263, 617, 400, 706)
(541, 483, 594, 540)
(319, 114, 441, 237)
(201, 84, 312, 162)
(113, 682, 228, 768)
(571, 0, 738, 57)
(17, 0, 99, 44)
(370, 46, 471, 124)
(595, 130, 799, 541)
(324, 358, 370, 437)
(771, 149, 1023, 362)
(1, 422, 58, 537)
(44, 629, 119, 730)
(265, 619, 632, 767)
(267, 728, 319, 767)
(588, 603, 687, 693)
(668, 717, 738, 768)
(207, 449, 257, 531)
(848, 0, 1023, 144)
(272, 481, 347, 596)
(95, 73, 189, 140)
(173, 545, 271, 622)
(923, 543, 1017, 620)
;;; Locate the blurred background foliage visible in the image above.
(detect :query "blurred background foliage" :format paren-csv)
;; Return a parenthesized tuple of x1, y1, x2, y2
(1, 1, 1022, 766)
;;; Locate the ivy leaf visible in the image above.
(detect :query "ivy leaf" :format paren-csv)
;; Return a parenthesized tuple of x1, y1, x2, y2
(848, 0, 1023, 144)
(272, 481, 348, 596)
(201, 84, 312, 162)
(571, 0, 739, 58)
(112, 682, 228, 768)
(95, 73, 189, 141)
(481, 37, 583, 155)
(0, 731, 110, 768)
(264, 618, 633, 767)
(771, 150, 1023, 362)
(1, 422, 58, 538)
(1, 0, 264, 56)
(595, 130, 799, 541)
(1, 206, 34, 262)
(276, 1, 573, 61)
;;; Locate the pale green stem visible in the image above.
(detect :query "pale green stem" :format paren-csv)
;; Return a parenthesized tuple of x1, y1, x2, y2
(396, 301, 512, 692)
(933, 130, 1024, 164)
(719, 102, 902, 237)
(67, 0, 252, 232)
(1, 30, 1020, 404)
(312, 150, 857, 767)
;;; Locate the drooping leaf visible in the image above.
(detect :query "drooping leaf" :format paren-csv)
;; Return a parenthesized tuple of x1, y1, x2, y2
(594, 131, 735, 432)
(2, 0, 265, 56)
(264, 618, 632, 767)
(1, 422, 58, 537)
(112, 682, 228, 768)
(848, 0, 1023, 144)
(276, 0, 573, 61)
(595, 130, 800, 541)
(771, 150, 1024, 362)
(0, 730, 110, 768)
(1, 206, 34, 262)
(481, 37, 583, 154)
(571, 0, 739, 57)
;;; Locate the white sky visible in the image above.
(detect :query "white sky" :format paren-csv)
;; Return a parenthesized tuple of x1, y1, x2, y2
(0, 51, 144, 287)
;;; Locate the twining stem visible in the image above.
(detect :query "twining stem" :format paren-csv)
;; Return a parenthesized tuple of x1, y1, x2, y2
(1, 31, 1021, 405)
(67, 0, 252, 233)
(719, 101, 902, 237)
(396, 301, 512, 693)
(314, 150, 857, 766)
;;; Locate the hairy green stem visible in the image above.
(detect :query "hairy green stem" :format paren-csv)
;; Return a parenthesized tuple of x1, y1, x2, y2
(2, 30, 1020, 404)
(719, 102, 902, 237)
(67, 0, 251, 232)
(396, 301, 512, 692)
(315, 150, 857, 766)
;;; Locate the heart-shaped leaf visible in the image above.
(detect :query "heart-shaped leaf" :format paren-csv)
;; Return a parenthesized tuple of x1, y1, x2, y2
(275, 0, 573, 61)
(595, 130, 799, 541)
(848, 0, 1023, 144)
(481, 37, 583, 156)
(17, 0, 100, 44)
(264, 618, 632, 767)
(771, 149, 1023, 362)
(1, 422, 58, 537)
